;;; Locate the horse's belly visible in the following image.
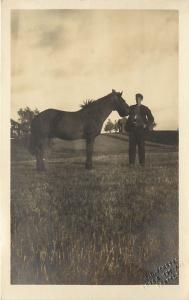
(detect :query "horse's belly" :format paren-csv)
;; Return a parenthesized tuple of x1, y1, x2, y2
(54, 118, 84, 140)
(56, 131, 84, 140)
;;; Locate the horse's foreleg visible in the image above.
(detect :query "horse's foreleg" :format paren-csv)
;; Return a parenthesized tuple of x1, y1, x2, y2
(85, 137, 95, 169)
(35, 139, 47, 172)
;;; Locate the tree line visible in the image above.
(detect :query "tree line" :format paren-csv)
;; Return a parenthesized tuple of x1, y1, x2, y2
(11, 107, 40, 139)
(104, 119, 119, 133)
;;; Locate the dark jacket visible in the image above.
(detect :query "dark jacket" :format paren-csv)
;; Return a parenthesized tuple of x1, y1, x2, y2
(126, 104, 154, 132)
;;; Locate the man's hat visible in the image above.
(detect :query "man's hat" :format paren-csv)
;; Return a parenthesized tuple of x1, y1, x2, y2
(136, 93, 143, 100)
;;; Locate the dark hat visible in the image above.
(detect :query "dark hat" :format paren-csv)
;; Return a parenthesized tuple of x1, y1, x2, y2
(136, 93, 143, 100)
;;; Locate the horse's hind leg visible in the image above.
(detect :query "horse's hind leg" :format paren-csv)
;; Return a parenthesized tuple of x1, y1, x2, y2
(35, 139, 47, 172)
(36, 150, 45, 172)
(85, 137, 95, 170)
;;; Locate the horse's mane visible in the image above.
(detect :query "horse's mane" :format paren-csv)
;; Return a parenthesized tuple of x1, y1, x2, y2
(80, 99, 95, 109)
(80, 94, 110, 110)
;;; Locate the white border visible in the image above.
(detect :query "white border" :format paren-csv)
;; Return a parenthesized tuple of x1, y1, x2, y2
(1, 1, 189, 299)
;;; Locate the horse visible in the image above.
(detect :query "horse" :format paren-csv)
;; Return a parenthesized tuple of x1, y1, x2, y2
(117, 117, 128, 133)
(29, 89, 130, 171)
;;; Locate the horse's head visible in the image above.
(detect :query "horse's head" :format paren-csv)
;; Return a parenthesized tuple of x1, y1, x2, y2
(111, 89, 130, 117)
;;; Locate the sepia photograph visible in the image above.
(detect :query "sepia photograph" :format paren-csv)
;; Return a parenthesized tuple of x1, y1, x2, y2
(9, 8, 180, 286)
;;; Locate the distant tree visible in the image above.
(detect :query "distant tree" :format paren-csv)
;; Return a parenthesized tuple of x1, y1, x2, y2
(114, 120, 119, 132)
(104, 119, 114, 133)
(17, 107, 40, 135)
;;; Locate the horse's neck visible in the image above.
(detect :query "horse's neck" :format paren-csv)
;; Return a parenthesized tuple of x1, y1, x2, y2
(94, 97, 114, 121)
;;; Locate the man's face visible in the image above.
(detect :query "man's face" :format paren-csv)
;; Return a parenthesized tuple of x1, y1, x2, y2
(136, 96, 142, 105)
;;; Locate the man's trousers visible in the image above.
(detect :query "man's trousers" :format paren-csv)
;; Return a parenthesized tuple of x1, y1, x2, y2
(129, 127, 146, 165)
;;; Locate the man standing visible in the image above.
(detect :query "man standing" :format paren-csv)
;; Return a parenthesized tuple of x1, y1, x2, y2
(126, 93, 155, 166)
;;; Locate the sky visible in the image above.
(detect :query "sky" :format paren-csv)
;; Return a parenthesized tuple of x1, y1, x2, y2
(11, 9, 178, 130)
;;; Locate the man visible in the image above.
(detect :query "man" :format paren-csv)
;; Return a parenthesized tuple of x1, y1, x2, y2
(126, 93, 155, 166)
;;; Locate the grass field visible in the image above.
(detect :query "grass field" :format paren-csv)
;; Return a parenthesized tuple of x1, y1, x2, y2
(11, 134, 178, 284)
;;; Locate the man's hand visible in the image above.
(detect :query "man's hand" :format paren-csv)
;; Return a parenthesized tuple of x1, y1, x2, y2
(148, 122, 157, 131)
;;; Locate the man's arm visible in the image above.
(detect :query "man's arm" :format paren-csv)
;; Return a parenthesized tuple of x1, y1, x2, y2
(146, 107, 154, 125)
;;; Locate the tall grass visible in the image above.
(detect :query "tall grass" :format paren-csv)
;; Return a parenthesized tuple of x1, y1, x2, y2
(11, 140, 178, 284)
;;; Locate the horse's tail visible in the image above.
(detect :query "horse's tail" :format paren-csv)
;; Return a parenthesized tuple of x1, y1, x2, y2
(28, 119, 39, 156)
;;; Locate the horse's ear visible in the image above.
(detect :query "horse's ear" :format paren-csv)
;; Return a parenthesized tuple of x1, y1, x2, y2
(120, 91, 123, 96)
(112, 89, 116, 93)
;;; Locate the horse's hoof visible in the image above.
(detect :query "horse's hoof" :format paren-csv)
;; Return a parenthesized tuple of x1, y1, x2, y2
(85, 165, 93, 170)
(37, 168, 46, 172)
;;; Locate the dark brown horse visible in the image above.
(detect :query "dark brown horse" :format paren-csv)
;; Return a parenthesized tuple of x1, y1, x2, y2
(29, 89, 130, 171)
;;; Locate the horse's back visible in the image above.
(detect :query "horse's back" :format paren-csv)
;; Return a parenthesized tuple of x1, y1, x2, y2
(34, 108, 62, 120)
(31, 109, 83, 139)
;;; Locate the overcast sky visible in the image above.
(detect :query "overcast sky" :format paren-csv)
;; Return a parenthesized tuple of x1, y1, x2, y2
(11, 9, 178, 129)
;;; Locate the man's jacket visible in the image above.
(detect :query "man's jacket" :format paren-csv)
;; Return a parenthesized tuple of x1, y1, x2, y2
(126, 104, 154, 131)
